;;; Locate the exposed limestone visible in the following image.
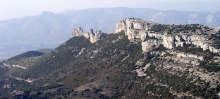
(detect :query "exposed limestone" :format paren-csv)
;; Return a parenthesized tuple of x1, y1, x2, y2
(167, 50, 203, 60)
(72, 27, 106, 43)
(76, 48, 86, 57)
(71, 18, 220, 53)
(12, 65, 27, 69)
(150, 50, 220, 92)
(114, 18, 220, 53)
(133, 63, 151, 77)
(162, 36, 175, 49)
(3, 63, 27, 69)
(142, 40, 160, 52)
(112, 35, 123, 43)
(9, 75, 35, 83)
(114, 18, 155, 41)
(135, 58, 146, 66)
(71, 27, 87, 37)
(164, 50, 203, 66)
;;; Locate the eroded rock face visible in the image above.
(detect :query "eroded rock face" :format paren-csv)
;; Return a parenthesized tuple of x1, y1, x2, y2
(72, 27, 83, 36)
(115, 18, 220, 53)
(114, 18, 155, 41)
(72, 18, 220, 53)
(163, 36, 175, 49)
(142, 40, 160, 52)
(72, 27, 106, 43)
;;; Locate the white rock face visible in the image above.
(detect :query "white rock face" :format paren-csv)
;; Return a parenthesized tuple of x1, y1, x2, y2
(90, 29, 104, 43)
(163, 36, 175, 49)
(174, 35, 184, 47)
(72, 27, 89, 38)
(114, 18, 155, 41)
(114, 18, 220, 53)
(142, 40, 160, 52)
(72, 27, 105, 43)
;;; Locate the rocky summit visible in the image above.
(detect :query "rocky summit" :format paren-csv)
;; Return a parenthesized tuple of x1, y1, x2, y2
(71, 27, 107, 43)
(0, 18, 220, 98)
(115, 18, 220, 53)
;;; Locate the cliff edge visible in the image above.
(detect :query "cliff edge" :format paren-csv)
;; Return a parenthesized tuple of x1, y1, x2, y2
(114, 18, 220, 53)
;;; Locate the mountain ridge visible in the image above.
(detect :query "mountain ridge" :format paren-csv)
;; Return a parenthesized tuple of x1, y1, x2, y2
(1, 7, 220, 59)
(0, 18, 219, 98)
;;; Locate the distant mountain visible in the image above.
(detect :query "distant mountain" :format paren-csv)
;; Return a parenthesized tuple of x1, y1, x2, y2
(0, 18, 220, 98)
(0, 7, 220, 59)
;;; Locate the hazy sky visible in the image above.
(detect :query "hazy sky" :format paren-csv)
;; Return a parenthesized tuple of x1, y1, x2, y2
(0, 0, 219, 21)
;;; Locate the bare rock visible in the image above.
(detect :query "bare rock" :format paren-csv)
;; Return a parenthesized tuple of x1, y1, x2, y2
(72, 27, 106, 43)
(114, 18, 220, 53)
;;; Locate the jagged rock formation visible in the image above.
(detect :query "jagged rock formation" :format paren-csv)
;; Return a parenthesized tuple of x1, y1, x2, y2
(72, 27, 106, 43)
(115, 18, 220, 53)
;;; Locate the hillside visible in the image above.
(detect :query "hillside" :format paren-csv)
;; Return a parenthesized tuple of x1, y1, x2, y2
(1, 7, 220, 59)
(0, 18, 220, 98)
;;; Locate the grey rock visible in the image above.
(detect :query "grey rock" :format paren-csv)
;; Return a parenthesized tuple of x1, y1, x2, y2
(115, 18, 220, 53)
(72, 27, 106, 43)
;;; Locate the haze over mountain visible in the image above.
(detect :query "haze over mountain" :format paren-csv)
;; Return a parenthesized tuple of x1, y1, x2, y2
(0, 0, 219, 21)
(0, 7, 220, 59)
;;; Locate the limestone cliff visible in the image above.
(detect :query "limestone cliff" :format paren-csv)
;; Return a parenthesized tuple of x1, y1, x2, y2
(114, 18, 220, 53)
(72, 27, 106, 43)
(72, 18, 220, 53)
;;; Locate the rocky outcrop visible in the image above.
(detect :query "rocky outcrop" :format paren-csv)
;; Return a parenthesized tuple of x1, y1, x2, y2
(115, 18, 220, 53)
(72, 27, 106, 43)
(142, 40, 160, 52)
(114, 18, 156, 41)
(72, 18, 220, 53)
